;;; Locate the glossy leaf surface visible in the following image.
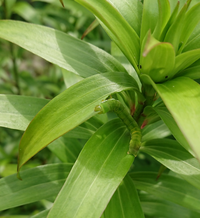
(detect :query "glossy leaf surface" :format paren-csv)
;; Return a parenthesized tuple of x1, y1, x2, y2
(0, 20, 125, 78)
(48, 119, 134, 218)
(18, 72, 138, 171)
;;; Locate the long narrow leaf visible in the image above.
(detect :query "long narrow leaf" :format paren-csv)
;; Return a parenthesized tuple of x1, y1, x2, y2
(47, 119, 134, 218)
(75, 0, 140, 71)
(130, 171, 200, 210)
(0, 20, 125, 78)
(104, 175, 145, 218)
(18, 72, 138, 172)
(0, 163, 72, 211)
(141, 139, 200, 190)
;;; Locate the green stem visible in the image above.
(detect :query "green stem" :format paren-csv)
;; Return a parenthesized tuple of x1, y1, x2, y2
(10, 43, 21, 95)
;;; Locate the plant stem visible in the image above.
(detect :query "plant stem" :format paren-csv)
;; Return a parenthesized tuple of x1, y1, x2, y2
(10, 43, 21, 95)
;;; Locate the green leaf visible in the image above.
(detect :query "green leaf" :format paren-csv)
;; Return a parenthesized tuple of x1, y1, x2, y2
(47, 119, 134, 218)
(178, 2, 200, 53)
(177, 59, 200, 79)
(141, 139, 200, 190)
(172, 49, 200, 77)
(142, 120, 171, 142)
(104, 175, 145, 218)
(164, 3, 187, 53)
(140, 0, 159, 43)
(153, 0, 171, 40)
(75, 0, 140, 71)
(48, 138, 83, 163)
(130, 171, 200, 210)
(141, 75, 200, 160)
(152, 106, 192, 154)
(0, 163, 72, 211)
(140, 32, 175, 83)
(0, 20, 125, 78)
(0, 95, 49, 131)
(140, 192, 200, 218)
(105, 0, 143, 36)
(31, 210, 49, 218)
(18, 72, 138, 172)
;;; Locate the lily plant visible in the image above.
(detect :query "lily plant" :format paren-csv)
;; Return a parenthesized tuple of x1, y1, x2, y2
(1, 0, 200, 217)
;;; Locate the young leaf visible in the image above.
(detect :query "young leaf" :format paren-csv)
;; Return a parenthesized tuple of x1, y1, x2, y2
(17, 72, 138, 173)
(105, 0, 143, 36)
(140, 32, 175, 83)
(178, 2, 200, 53)
(130, 171, 200, 211)
(153, 0, 171, 40)
(0, 163, 72, 211)
(75, 0, 140, 71)
(164, 3, 187, 53)
(0, 20, 125, 78)
(47, 119, 134, 218)
(140, 0, 159, 43)
(104, 175, 145, 218)
(141, 139, 200, 190)
(172, 48, 200, 77)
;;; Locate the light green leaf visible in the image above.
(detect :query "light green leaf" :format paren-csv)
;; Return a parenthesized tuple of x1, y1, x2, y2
(0, 163, 72, 211)
(178, 2, 200, 53)
(0, 94, 98, 139)
(130, 171, 200, 210)
(0, 20, 125, 78)
(164, 3, 187, 53)
(31, 210, 49, 218)
(141, 75, 200, 160)
(75, 0, 140, 71)
(141, 139, 200, 190)
(160, 1, 180, 41)
(172, 49, 200, 77)
(140, 32, 175, 83)
(48, 138, 83, 163)
(104, 175, 145, 218)
(0, 94, 49, 131)
(183, 32, 200, 51)
(106, 0, 143, 36)
(47, 119, 134, 218)
(142, 120, 171, 142)
(140, 0, 159, 43)
(62, 69, 83, 88)
(177, 59, 200, 79)
(18, 72, 138, 172)
(140, 192, 200, 218)
(153, 0, 171, 40)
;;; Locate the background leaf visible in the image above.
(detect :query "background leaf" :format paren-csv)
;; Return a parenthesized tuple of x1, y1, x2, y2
(0, 163, 72, 211)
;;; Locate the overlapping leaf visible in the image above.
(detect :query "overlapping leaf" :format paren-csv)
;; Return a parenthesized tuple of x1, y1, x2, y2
(141, 139, 200, 190)
(75, 0, 140, 71)
(18, 72, 138, 172)
(0, 163, 72, 211)
(47, 119, 134, 218)
(103, 175, 145, 218)
(130, 171, 200, 210)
